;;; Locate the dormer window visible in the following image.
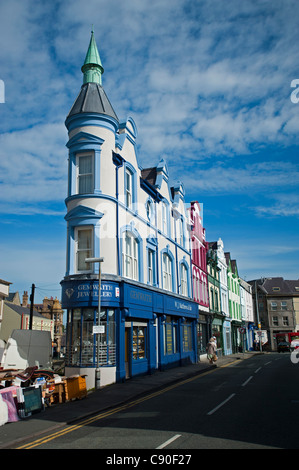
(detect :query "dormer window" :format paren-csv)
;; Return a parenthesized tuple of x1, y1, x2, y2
(146, 199, 154, 223)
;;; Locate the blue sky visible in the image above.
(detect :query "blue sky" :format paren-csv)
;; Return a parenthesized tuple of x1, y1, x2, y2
(0, 0, 298, 303)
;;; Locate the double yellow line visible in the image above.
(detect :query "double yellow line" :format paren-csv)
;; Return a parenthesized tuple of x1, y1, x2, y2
(18, 360, 239, 449)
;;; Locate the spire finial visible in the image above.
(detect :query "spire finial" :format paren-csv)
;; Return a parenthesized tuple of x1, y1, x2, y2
(81, 29, 104, 85)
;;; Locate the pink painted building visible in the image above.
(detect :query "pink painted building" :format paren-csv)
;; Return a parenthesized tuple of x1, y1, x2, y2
(188, 202, 210, 355)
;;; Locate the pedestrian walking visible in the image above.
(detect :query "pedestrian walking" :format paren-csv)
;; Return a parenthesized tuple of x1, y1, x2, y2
(207, 337, 217, 364)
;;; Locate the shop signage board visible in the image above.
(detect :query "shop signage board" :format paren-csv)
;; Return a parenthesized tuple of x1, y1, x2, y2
(61, 280, 120, 308)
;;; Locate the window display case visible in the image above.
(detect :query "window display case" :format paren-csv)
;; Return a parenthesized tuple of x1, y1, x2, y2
(132, 326, 146, 360)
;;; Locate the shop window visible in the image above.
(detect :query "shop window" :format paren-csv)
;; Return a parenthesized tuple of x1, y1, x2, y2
(183, 321, 193, 352)
(197, 322, 208, 354)
(96, 309, 116, 365)
(81, 308, 95, 366)
(66, 308, 116, 367)
(68, 308, 82, 366)
(226, 328, 231, 351)
(164, 316, 178, 355)
(132, 326, 146, 360)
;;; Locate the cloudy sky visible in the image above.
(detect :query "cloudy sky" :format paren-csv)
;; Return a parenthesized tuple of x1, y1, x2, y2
(0, 0, 298, 303)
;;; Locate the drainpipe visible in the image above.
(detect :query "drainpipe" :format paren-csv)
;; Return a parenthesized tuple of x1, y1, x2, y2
(112, 152, 124, 276)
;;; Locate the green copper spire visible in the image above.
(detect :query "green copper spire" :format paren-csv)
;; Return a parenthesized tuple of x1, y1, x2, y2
(81, 29, 104, 85)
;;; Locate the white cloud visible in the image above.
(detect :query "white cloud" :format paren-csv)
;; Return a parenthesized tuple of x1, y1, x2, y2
(0, 123, 67, 211)
(181, 161, 299, 194)
(254, 193, 299, 218)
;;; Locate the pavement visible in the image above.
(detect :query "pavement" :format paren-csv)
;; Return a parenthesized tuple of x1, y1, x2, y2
(0, 351, 263, 449)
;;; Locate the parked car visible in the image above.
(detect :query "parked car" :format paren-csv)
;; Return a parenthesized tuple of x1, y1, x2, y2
(277, 341, 290, 352)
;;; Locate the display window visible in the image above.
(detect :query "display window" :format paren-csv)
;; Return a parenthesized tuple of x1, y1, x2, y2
(66, 308, 116, 367)
(183, 321, 193, 352)
(132, 325, 146, 360)
(163, 316, 178, 355)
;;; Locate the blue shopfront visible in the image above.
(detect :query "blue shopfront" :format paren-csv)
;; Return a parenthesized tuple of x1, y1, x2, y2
(61, 277, 198, 386)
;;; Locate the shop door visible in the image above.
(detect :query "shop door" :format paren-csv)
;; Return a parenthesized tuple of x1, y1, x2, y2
(125, 327, 130, 379)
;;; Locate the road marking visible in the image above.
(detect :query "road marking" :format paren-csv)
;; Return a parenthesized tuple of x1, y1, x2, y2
(17, 359, 243, 449)
(255, 367, 262, 373)
(265, 361, 272, 365)
(207, 394, 236, 415)
(242, 376, 253, 387)
(156, 434, 182, 449)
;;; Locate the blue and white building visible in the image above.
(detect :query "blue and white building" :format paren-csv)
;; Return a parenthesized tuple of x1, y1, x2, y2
(61, 32, 198, 389)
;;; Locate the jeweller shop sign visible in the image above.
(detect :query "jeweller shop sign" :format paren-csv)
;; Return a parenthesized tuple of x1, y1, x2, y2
(61, 280, 120, 308)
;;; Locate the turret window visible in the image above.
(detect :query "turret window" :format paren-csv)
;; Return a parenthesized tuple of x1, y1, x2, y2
(75, 226, 93, 272)
(77, 153, 94, 194)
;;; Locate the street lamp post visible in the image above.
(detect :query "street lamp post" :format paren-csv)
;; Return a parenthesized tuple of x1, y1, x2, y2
(85, 256, 104, 390)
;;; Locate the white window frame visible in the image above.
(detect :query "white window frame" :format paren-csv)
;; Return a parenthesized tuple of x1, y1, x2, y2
(75, 226, 93, 273)
(123, 232, 138, 281)
(180, 263, 188, 296)
(162, 201, 168, 234)
(179, 218, 185, 248)
(162, 253, 172, 291)
(76, 152, 94, 195)
(148, 249, 154, 285)
(125, 168, 133, 209)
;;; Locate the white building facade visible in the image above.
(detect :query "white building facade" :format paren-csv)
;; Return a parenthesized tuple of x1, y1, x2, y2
(61, 32, 198, 389)
(239, 278, 254, 350)
(216, 239, 232, 355)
